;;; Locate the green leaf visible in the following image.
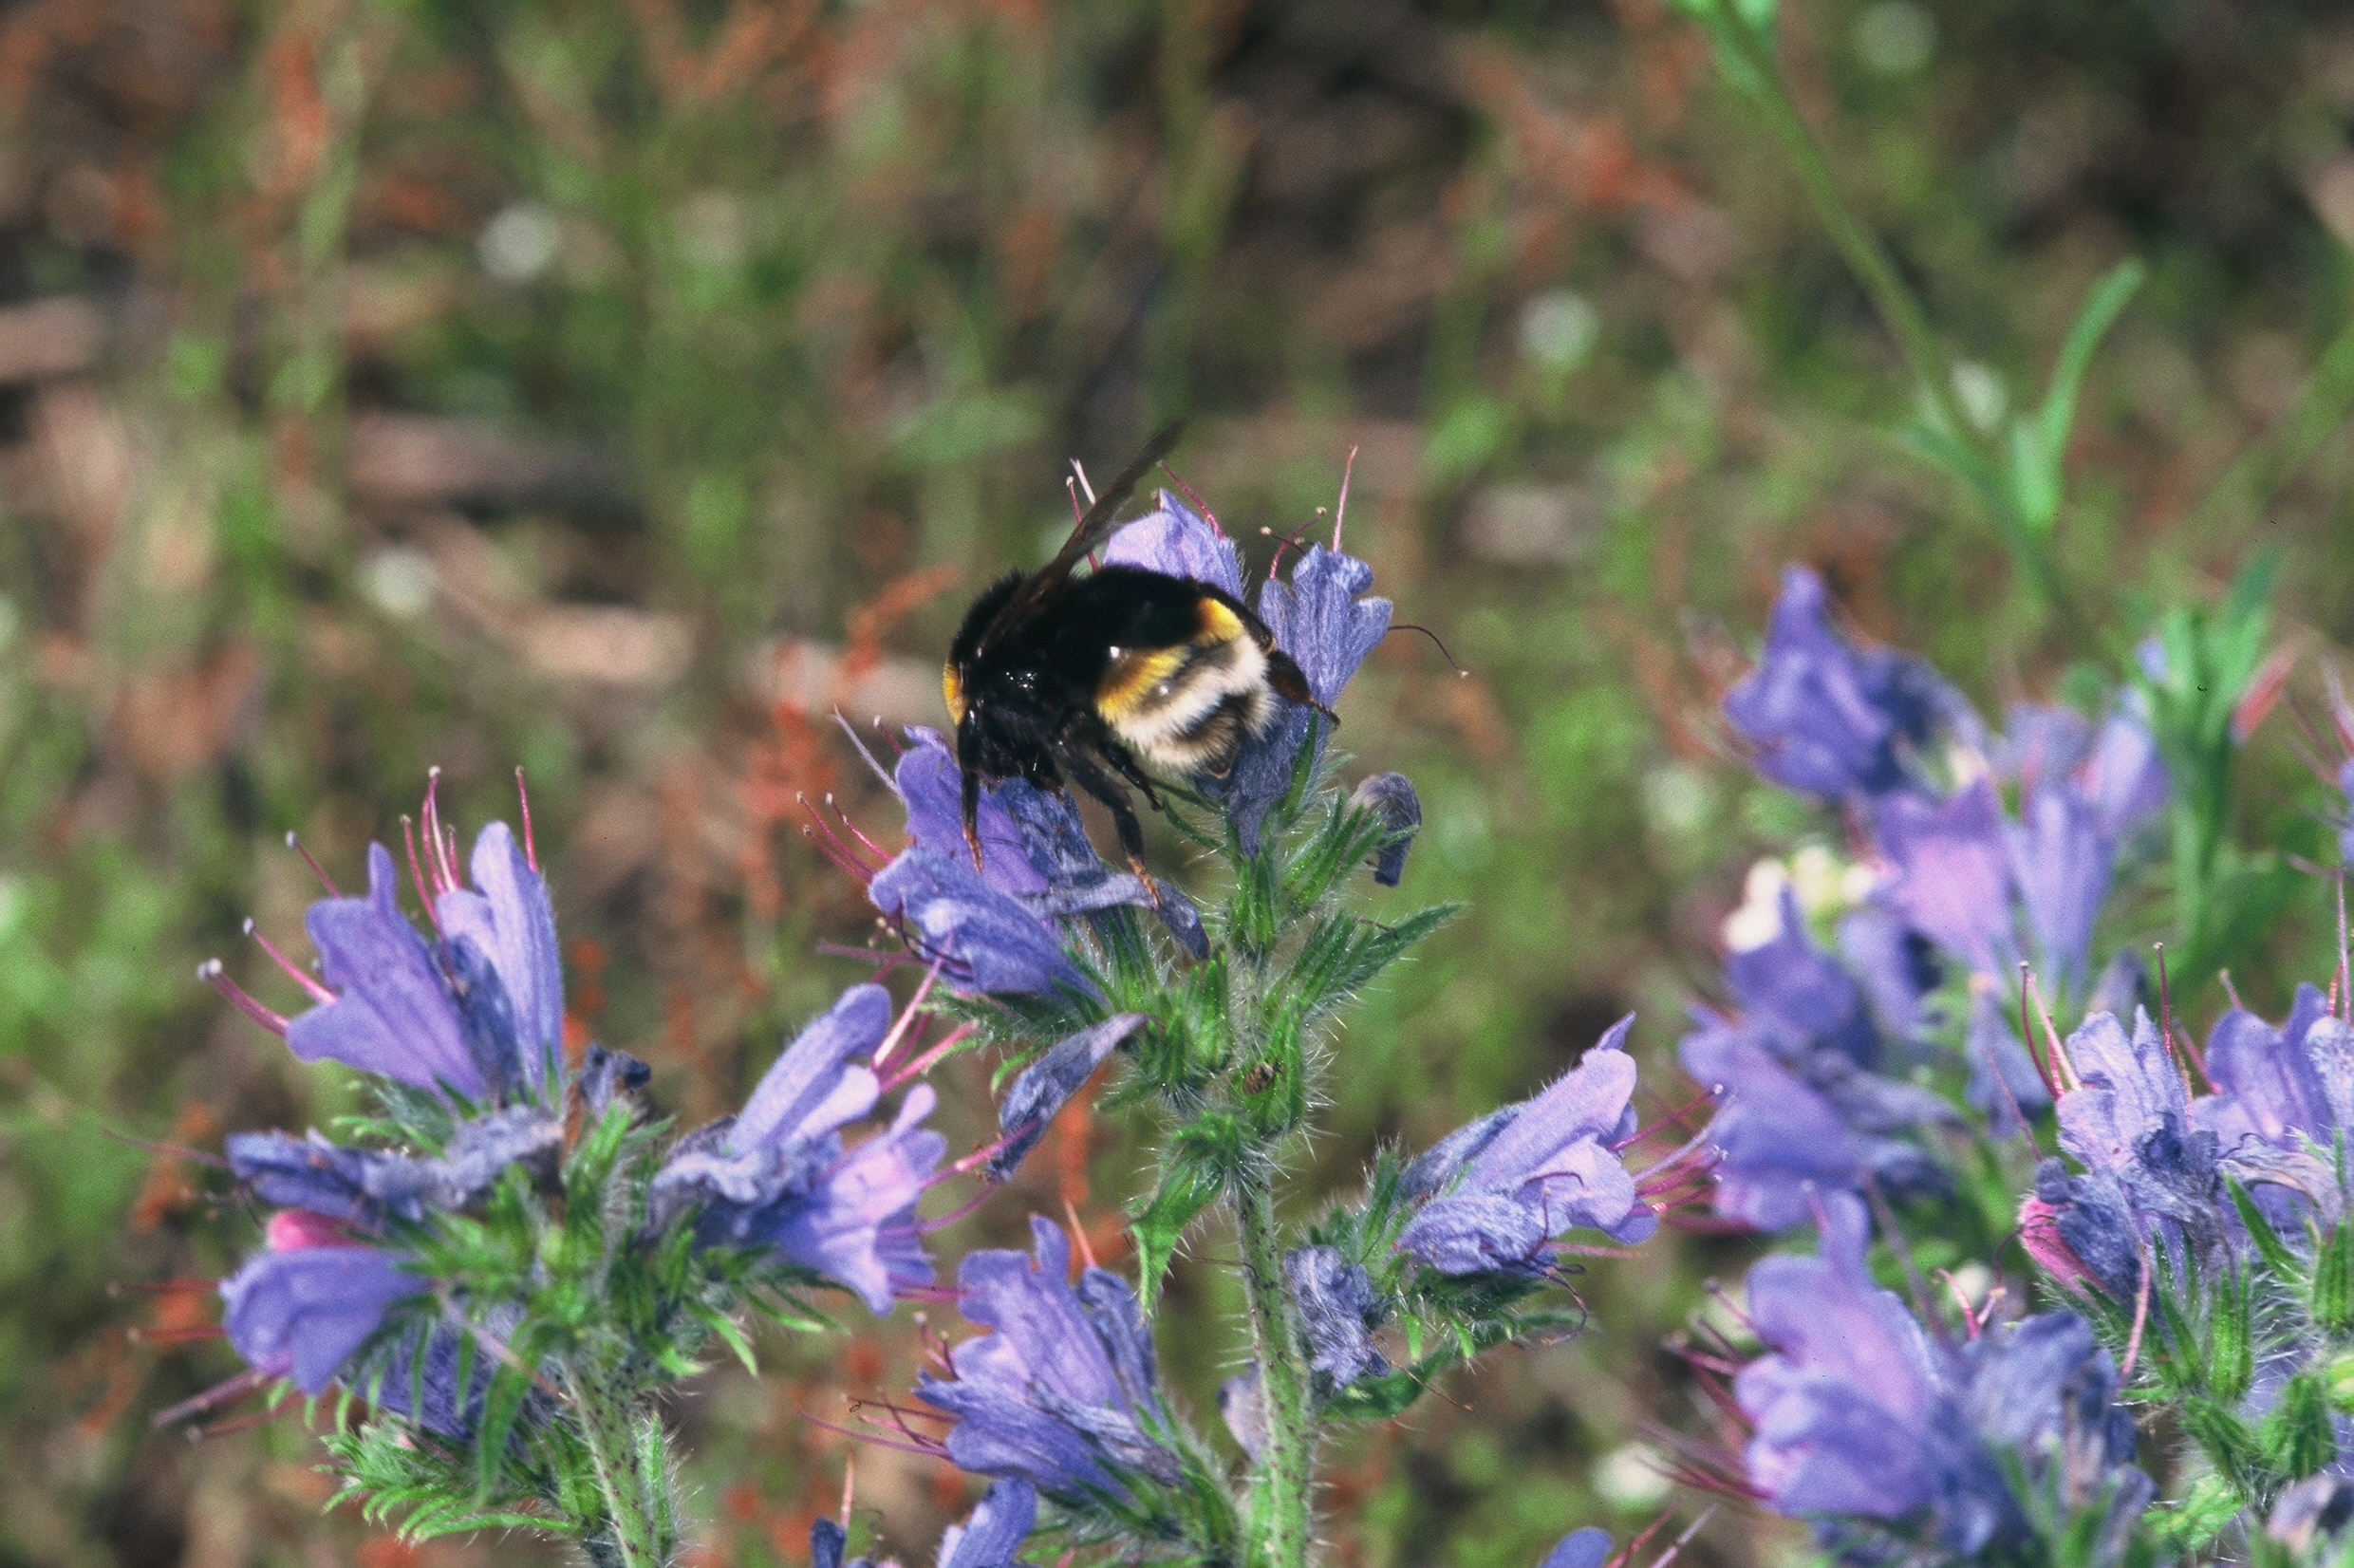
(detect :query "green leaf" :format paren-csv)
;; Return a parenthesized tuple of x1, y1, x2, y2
(2260, 1372, 2335, 1480)
(2226, 1177, 2299, 1279)
(475, 1359, 537, 1501)
(2315, 1222, 2354, 1337)
(2020, 258, 2143, 534)
(1130, 1158, 1224, 1312)
(701, 1306, 759, 1375)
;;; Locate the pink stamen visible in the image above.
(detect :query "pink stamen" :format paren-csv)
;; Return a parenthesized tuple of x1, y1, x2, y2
(199, 960, 289, 1036)
(515, 768, 537, 871)
(286, 831, 340, 896)
(420, 770, 449, 894)
(1936, 1269, 1981, 1340)
(2023, 969, 2076, 1092)
(1064, 1199, 1098, 1269)
(2220, 968, 2245, 1013)
(2016, 966, 2062, 1101)
(398, 817, 443, 935)
(2120, 1244, 2153, 1381)
(802, 826, 874, 887)
(838, 1454, 857, 1531)
(1643, 1506, 1716, 1568)
(944, 1122, 1027, 1181)
(245, 919, 333, 1005)
(1970, 982, 2041, 1153)
(870, 961, 944, 1073)
(913, 1185, 999, 1235)
(799, 793, 883, 877)
(1700, 1278, 1758, 1335)
(1333, 444, 1357, 552)
(878, 1024, 975, 1095)
(151, 1366, 273, 1428)
(1613, 1085, 1718, 1152)
(2339, 871, 2351, 1024)
(827, 794, 893, 866)
(1065, 473, 1086, 528)
(831, 709, 901, 794)
(98, 1127, 232, 1169)
(800, 1408, 940, 1458)
(1158, 460, 1224, 535)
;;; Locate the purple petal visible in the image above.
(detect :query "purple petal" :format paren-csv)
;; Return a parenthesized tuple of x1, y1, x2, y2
(435, 822, 564, 1092)
(2199, 984, 2331, 1148)
(760, 1089, 944, 1313)
(2054, 1010, 2186, 1177)
(1538, 1528, 1615, 1568)
(1101, 490, 1244, 597)
(2084, 711, 2168, 841)
(869, 847, 1094, 999)
(1395, 1192, 1549, 1273)
(896, 728, 1046, 898)
(1679, 1023, 1866, 1230)
(1728, 891, 1877, 1066)
(2006, 784, 2114, 989)
(1258, 544, 1391, 707)
(939, 1479, 1038, 1568)
(1874, 778, 2015, 976)
(1996, 703, 2093, 789)
(735, 985, 891, 1149)
(1348, 771, 1422, 887)
(220, 1243, 420, 1394)
(289, 844, 481, 1095)
(1725, 566, 1930, 799)
(1463, 1016, 1637, 1188)
(226, 1130, 375, 1226)
(990, 1015, 1148, 1180)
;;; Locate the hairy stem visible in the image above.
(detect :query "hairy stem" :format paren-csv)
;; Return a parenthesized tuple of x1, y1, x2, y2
(568, 1366, 675, 1568)
(1237, 1173, 1314, 1568)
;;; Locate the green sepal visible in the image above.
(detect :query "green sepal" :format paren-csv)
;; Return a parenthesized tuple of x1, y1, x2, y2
(2314, 1223, 2354, 1337)
(2209, 1267, 2253, 1403)
(2148, 1472, 2242, 1556)
(1130, 1114, 1243, 1310)
(2180, 1396, 2260, 1500)
(2260, 1372, 2336, 1481)
(2228, 1176, 2299, 1279)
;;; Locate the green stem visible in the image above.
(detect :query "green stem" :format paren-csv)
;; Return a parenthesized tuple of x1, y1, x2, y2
(1703, 0, 2078, 626)
(568, 1366, 675, 1568)
(1707, 0, 1967, 439)
(1236, 1174, 1314, 1568)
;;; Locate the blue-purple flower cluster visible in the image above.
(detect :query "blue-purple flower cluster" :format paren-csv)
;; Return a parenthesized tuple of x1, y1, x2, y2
(1686, 566, 2169, 1227)
(1727, 1194, 2149, 1561)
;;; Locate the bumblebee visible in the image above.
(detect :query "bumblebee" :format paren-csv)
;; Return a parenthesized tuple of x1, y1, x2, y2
(942, 421, 1319, 883)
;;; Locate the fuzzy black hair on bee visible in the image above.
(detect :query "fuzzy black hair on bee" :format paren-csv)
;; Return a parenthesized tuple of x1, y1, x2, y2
(942, 422, 1319, 891)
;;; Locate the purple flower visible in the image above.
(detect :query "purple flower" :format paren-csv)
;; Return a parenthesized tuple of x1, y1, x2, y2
(869, 846, 1097, 999)
(1834, 905, 1942, 1047)
(2006, 784, 2114, 990)
(1726, 889, 1878, 1067)
(916, 1217, 1185, 1504)
(220, 1213, 421, 1398)
(1284, 1245, 1388, 1387)
(1102, 489, 1245, 595)
(1736, 1193, 2145, 1556)
(938, 1478, 1039, 1568)
(892, 726, 1208, 959)
(2196, 982, 2338, 1150)
(2029, 1011, 2225, 1292)
(1873, 778, 2015, 977)
(1259, 544, 1392, 710)
(227, 1109, 563, 1228)
(1995, 702, 2093, 788)
(2084, 710, 2168, 841)
(1396, 1016, 1658, 1273)
(1724, 566, 1969, 800)
(648, 985, 944, 1313)
(1678, 1021, 1940, 1230)
(283, 820, 562, 1102)
(807, 1479, 1037, 1568)
(1964, 988, 2053, 1138)
(1348, 772, 1422, 887)
(1537, 1528, 1614, 1568)
(988, 1015, 1148, 1181)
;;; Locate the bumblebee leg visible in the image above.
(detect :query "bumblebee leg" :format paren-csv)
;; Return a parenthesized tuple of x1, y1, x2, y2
(1265, 647, 1336, 724)
(1102, 740, 1166, 812)
(960, 759, 985, 870)
(1054, 741, 1161, 907)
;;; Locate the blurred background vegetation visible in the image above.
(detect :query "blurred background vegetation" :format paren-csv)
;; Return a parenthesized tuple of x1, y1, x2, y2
(7, 0, 2354, 1563)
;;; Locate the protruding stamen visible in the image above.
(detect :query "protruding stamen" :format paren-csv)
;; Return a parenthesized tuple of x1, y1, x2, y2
(399, 817, 443, 935)
(879, 1023, 972, 1095)
(831, 708, 901, 794)
(2120, 1242, 2154, 1381)
(285, 831, 340, 896)
(515, 766, 538, 870)
(199, 960, 289, 1036)
(1333, 443, 1357, 551)
(826, 793, 892, 865)
(870, 960, 945, 1072)
(2022, 968, 2075, 1092)
(246, 919, 333, 1005)
(151, 1366, 273, 1429)
(912, 1185, 997, 1235)
(2016, 965, 2062, 1100)
(1064, 1198, 1098, 1270)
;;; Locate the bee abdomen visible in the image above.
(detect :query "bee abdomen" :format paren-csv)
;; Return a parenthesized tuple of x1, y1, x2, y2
(1094, 596, 1278, 774)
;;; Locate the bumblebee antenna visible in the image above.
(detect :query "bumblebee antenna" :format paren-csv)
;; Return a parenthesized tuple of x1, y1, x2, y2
(1386, 622, 1470, 677)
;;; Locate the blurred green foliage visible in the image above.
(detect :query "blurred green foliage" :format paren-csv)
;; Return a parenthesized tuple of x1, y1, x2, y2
(6, 0, 2354, 1564)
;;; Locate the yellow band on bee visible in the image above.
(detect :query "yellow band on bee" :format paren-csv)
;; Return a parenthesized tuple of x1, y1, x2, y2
(1095, 646, 1189, 720)
(942, 663, 966, 725)
(1195, 597, 1244, 644)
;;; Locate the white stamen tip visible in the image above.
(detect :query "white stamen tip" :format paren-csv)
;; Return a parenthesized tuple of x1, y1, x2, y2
(241, 918, 254, 934)
(197, 960, 222, 980)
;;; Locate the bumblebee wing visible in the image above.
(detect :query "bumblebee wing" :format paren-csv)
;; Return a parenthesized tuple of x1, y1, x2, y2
(976, 420, 1186, 650)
